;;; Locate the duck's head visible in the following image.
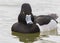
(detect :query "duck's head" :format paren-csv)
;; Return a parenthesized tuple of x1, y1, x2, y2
(21, 3, 32, 14)
(21, 3, 33, 24)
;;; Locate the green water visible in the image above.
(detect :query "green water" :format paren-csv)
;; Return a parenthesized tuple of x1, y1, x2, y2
(11, 32, 57, 43)
(12, 32, 40, 43)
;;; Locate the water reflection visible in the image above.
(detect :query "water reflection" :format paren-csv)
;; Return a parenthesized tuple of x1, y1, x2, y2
(12, 32, 40, 43)
(11, 27, 58, 43)
(11, 31, 58, 43)
(40, 28, 58, 36)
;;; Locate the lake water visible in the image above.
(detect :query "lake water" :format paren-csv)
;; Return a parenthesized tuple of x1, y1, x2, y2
(0, 5, 60, 43)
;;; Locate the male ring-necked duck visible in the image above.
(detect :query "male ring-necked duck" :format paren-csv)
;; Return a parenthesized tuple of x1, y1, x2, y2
(11, 3, 58, 34)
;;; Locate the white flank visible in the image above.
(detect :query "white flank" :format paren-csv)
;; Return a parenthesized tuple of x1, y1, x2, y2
(36, 20, 57, 35)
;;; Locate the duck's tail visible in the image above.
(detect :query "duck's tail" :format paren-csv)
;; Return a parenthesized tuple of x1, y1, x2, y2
(48, 14, 58, 23)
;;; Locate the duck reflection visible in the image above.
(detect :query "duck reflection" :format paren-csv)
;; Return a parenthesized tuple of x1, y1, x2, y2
(12, 32, 40, 43)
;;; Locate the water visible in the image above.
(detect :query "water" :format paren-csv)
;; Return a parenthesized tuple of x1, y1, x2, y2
(0, 6, 60, 43)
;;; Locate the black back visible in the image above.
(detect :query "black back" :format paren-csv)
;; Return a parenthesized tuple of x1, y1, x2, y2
(35, 15, 58, 26)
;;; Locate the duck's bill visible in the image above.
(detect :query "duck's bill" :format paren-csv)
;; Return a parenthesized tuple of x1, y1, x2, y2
(25, 15, 33, 24)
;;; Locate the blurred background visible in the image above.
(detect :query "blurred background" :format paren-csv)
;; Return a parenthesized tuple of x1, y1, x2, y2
(0, 0, 60, 43)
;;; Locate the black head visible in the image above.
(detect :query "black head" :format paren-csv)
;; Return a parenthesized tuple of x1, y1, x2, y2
(21, 3, 32, 14)
(18, 3, 34, 24)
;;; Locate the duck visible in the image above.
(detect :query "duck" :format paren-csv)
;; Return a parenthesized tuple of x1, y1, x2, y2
(11, 3, 58, 34)
(11, 3, 40, 33)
